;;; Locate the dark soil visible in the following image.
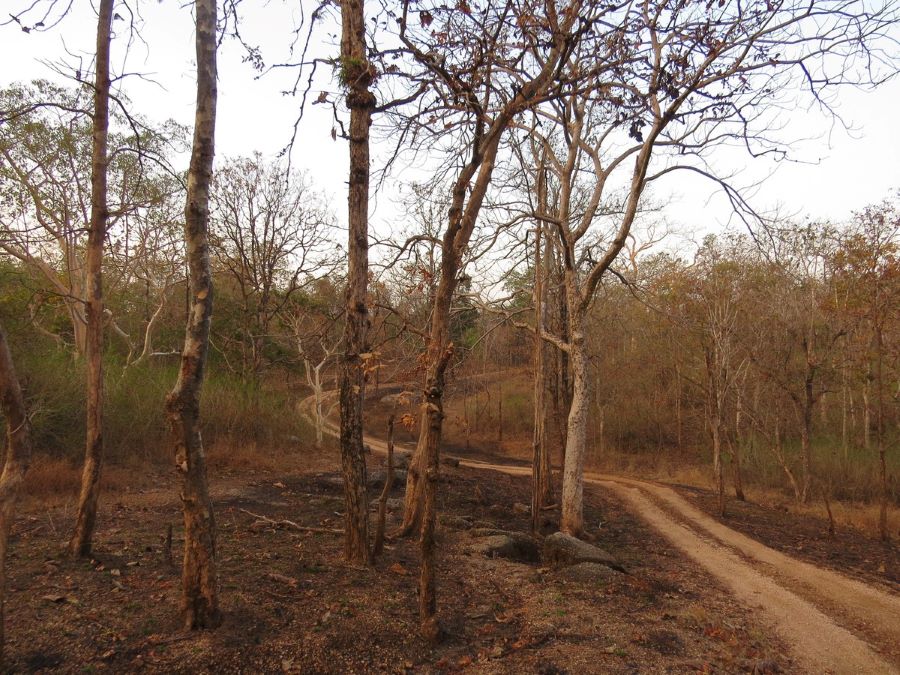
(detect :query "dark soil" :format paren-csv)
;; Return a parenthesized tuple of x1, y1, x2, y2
(5, 455, 792, 673)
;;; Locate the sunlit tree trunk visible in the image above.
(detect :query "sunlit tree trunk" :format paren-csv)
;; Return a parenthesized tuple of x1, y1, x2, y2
(69, 0, 113, 557)
(0, 324, 32, 659)
(164, 0, 221, 629)
(560, 289, 589, 535)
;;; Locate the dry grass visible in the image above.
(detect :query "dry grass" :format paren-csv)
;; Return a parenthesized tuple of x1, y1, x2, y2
(592, 450, 900, 540)
(22, 456, 131, 503)
(205, 438, 339, 476)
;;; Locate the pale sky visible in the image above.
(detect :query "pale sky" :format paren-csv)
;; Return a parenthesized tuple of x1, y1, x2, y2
(2, 0, 899, 249)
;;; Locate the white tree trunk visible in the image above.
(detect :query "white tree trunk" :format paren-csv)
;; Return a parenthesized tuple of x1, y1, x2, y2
(560, 326, 589, 536)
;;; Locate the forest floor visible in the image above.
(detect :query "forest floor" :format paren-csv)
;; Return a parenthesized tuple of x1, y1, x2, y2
(2, 392, 896, 673)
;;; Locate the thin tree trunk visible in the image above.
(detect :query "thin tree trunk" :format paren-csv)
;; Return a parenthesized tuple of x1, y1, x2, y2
(800, 372, 814, 504)
(875, 324, 888, 541)
(0, 324, 32, 658)
(713, 418, 725, 516)
(69, 0, 113, 558)
(560, 318, 589, 536)
(164, 0, 221, 629)
(531, 224, 552, 531)
(373, 413, 394, 558)
(339, 0, 375, 566)
(863, 375, 871, 450)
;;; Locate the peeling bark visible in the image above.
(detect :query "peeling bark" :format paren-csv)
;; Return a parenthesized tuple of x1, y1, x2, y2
(164, 0, 221, 629)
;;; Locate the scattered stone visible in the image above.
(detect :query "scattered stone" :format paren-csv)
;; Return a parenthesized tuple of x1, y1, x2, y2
(543, 532, 624, 572)
(469, 531, 541, 563)
(512, 502, 530, 515)
(557, 562, 622, 583)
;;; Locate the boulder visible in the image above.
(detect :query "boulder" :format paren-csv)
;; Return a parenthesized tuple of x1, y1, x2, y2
(469, 531, 541, 563)
(542, 532, 624, 572)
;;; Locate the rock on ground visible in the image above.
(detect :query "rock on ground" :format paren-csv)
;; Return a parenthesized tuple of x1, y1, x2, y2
(469, 531, 542, 563)
(543, 532, 624, 571)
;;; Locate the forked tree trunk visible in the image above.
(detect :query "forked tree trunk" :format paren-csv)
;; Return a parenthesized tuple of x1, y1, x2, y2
(339, 0, 375, 565)
(69, 0, 113, 557)
(0, 324, 32, 659)
(164, 0, 221, 629)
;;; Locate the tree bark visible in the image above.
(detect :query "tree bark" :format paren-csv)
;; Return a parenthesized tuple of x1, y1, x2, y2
(0, 324, 32, 659)
(560, 315, 589, 536)
(800, 368, 814, 504)
(875, 323, 888, 541)
(164, 0, 221, 629)
(531, 225, 552, 531)
(339, 0, 375, 566)
(69, 0, 113, 558)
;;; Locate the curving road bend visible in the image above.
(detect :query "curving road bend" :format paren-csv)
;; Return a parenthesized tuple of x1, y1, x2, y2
(302, 394, 899, 674)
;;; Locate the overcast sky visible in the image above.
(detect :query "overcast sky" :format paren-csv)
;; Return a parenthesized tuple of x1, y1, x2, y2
(2, 0, 899, 249)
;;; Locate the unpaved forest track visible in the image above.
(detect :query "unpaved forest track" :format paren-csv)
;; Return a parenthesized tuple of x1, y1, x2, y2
(304, 394, 900, 674)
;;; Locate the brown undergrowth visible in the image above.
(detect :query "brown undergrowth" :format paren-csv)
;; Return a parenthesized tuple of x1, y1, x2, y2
(4, 455, 790, 673)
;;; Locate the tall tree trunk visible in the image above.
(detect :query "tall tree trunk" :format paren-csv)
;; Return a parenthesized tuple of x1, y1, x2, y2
(69, 0, 113, 557)
(164, 0, 221, 629)
(0, 324, 32, 658)
(875, 324, 888, 541)
(800, 370, 814, 504)
(712, 419, 725, 516)
(531, 225, 552, 531)
(401, 278, 455, 536)
(339, 0, 375, 565)
(560, 313, 589, 536)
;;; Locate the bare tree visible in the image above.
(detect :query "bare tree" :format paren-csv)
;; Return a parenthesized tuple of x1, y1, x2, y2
(515, 0, 898, 535)
(163, 0, 221, 629)
(210, 154, 333, 385)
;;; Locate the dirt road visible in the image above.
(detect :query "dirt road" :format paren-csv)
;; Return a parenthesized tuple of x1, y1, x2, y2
(306, 395, 900, 673)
